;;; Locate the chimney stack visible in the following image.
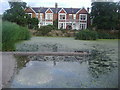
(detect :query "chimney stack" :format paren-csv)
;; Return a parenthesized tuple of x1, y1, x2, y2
(55, 3, 58, 8)
(55, 3, 58, 13)
(87, 7, 90, 13)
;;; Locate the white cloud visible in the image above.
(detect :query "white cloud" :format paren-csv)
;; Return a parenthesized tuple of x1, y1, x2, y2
(1, 0, 119, 14)
(23, 0, 91, 8)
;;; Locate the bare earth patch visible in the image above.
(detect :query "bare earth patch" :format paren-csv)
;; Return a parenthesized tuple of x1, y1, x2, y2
(1, 53, 16, 88)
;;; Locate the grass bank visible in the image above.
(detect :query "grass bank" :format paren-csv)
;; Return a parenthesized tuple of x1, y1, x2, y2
(2, 21, 31, 51)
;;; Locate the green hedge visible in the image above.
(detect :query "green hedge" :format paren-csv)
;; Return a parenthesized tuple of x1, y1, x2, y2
(97, 32, 117, 39)
(75, 30, 98, 40)
(37, 25, 56, 36)
(2, 21, 31, 51)
(75, 29, 118, 40)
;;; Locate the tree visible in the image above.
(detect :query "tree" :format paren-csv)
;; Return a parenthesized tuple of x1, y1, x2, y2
(116, 1, 120, 30)
(3, 1, 39, 29)
(27, 17, 39, 29)
(2, 1, 28, 26)
(91, 1, 120, 30)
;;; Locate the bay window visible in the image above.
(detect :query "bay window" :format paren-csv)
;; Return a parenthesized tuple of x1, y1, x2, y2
(59, 14, 66, 20)
(80, 23, 87, 30)
(46, 13, 53, 20)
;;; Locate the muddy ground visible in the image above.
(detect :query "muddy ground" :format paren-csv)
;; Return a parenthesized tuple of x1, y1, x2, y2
(1, 53, 16, 88)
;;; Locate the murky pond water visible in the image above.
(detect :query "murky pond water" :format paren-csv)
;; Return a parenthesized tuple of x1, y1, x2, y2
(10, 37, 118, 88)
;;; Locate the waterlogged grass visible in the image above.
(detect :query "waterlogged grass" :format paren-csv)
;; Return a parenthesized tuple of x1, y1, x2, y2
(2, 21, 31, 51)
(16, 37, 118, 53)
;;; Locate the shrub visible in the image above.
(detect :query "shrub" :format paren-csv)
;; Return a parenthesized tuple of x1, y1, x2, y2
(2, 21, 31, 51)
(27, 17, 39, 29)
(75, 30, 98, 40)
(53, 19, 58, 29)
(47, 25, 57, 30)
(37, 25, 56, 36)
(97, 31, 118, 39)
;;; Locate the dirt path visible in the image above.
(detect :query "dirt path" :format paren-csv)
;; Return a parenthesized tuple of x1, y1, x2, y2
(1, 52, 16, 88)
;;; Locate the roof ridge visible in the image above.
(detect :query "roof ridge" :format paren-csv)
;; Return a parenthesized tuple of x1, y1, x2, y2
(31, 7, 86, 14)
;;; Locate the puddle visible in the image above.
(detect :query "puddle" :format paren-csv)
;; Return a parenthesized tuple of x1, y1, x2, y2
(10, 49, 118, 88)
(9, 37, 118, 88)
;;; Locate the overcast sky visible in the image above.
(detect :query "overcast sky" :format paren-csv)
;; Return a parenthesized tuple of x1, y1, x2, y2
(0, 0, 119, 14)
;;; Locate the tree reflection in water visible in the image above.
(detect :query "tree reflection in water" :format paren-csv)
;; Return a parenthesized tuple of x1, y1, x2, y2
(14, 48, 117, 79)
(14, 55, 30, 70)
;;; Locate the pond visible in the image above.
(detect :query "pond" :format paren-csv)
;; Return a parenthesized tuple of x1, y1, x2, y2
(10, 37, 118, 88)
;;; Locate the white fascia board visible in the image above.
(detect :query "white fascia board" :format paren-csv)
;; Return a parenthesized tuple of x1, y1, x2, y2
(76, 8, 82, 14)
(29, 6, 36, 14)
(45, 8, 53, 13)
(58, 8, 67, 14)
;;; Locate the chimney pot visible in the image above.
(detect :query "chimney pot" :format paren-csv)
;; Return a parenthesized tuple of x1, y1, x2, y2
(55, 3, 58, 8)
(87, 7, 90, 13)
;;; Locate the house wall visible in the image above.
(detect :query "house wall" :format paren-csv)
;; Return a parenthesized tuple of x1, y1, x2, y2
(87, 14, 91, 28)
(66, 14, 69, 19)
(32, 13, 36, 18)
(43, 14, 45, 19)
(58, 9, 66, 22)
(25, 8, 36, 18)
(58, 9, 67, 29)
(76, 8, 88, 20)
(25, 7, 90, 29)
(46, 11, 53, 22)
(53, 14, 58, 21)
(45, 9, 53, 25)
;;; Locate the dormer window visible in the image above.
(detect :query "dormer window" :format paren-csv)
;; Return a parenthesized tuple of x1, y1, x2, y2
(79, 14, 87, 21)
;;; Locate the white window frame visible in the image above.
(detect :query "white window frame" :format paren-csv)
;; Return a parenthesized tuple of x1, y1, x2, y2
(45, 22, 53, 25)
(40, 13, 43, 21)
(45, 13, 53, 20)
(59, 13, 66, 20)
(58, 22, 66, 29)
(79, 14, 87, 21)
(80, 23, 87, 30)
(73, 14, 76, 19)
(28, 13, 32, 18)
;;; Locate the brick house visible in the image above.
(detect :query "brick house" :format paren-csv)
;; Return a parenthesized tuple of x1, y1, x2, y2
(25, 3, 90, 30)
